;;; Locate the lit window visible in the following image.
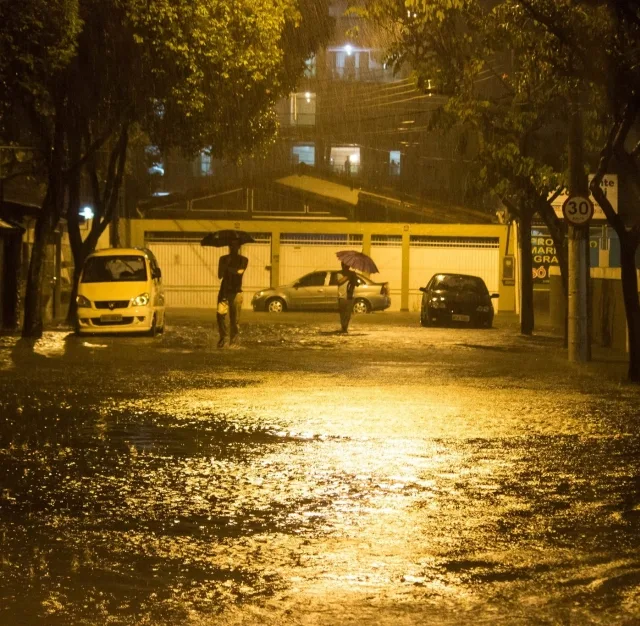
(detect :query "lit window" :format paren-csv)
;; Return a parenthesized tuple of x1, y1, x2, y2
(292, 92, 316, 126)
(200, 151, 212, 176)
(292, 144, 315, 167)
(389, 150, 401, 176)
(304, 56, 316, 77)
(330, 146, 361, 175)
(145, 145, 164, 176)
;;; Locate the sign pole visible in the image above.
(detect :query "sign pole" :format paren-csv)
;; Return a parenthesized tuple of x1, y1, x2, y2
(566, 97, 591, 363)
(567, 224, 589, 362)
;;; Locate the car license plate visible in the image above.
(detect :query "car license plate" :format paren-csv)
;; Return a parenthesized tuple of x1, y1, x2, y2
(452, 314, 470, 322)
(100, 314, 122, 323)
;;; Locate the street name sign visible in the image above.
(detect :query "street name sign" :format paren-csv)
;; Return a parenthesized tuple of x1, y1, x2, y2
(562, 195, 594, 225)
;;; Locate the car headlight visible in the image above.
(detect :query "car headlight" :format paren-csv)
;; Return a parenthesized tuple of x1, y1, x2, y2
(254, 290, 265, 299)
(132, 293, 150, 306)
(76, 295, 91, 308)
(430, 299, 446, 309)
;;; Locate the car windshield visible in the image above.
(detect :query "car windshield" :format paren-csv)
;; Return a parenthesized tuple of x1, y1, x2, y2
(433, 275, 485, 293)
(81, 256, 147, 283)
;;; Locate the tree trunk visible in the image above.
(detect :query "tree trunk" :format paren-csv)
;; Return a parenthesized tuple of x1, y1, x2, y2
(65, 133, 83, 327)
(65, 123, 129, 326)
(590, 107, 640, 381)
(22, 105, 66, 338)
(619, 236, 640, 382)
(536, 198, 567, 296)
(66, 265, 82, 329)
(536, 197, 568, 345)
(1, 233, 22, 330)
(22, 214, 52, 338)
(519, 208, 535, 335)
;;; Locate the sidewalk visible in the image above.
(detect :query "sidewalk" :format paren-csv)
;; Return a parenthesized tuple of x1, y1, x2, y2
(31, 306, 633, 384)
(501, 309, 631, 382)
(163, 306, 632, 380)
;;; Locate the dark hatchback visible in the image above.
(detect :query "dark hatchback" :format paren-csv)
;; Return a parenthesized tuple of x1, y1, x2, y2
(419, 273, 499, 328)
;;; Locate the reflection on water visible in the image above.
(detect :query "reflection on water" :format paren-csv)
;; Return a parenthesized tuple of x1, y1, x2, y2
(1, 319, 639, 624)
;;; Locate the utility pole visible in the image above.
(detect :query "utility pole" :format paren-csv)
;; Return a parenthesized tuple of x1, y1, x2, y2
(565, 97, 592, 363)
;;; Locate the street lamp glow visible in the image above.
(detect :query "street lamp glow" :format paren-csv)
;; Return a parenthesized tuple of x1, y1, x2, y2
(345, 44, 353, 56)
(80, 206, 94, 220)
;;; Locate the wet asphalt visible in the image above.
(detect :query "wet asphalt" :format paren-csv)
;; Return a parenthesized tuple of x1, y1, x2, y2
(1, 310, 639, 625)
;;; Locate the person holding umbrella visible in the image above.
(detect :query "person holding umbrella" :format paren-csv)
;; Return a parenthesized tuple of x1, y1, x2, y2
(337, 261, 359, 334)
(335, 250, 380, 334)
(217, 240, 248, 347)
(202, 230, 253, 348)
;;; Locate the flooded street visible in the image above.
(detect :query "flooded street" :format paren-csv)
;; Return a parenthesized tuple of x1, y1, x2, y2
(1, 311, 639, 625)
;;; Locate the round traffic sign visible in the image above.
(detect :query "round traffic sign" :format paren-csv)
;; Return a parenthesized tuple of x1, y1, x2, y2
(562, 195, 594, 225)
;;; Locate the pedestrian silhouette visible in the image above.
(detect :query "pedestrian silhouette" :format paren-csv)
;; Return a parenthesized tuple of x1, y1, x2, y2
(217, 241, 248, 348)
(337, 261, 358, 333)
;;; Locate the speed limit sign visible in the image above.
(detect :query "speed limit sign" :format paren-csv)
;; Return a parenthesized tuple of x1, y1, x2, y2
(562, 195, 594, 225)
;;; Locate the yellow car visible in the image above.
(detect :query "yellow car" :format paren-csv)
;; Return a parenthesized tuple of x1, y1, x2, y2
(75, 247, 166, 336)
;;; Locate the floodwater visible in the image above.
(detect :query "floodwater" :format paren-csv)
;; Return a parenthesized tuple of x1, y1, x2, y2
(1, 311, 639, 625)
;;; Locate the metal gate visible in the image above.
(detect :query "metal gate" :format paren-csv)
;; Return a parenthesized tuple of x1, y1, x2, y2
(409, 236, 500, 311)
(147, 235, 272, 307)
(146, 232, 501, 311)
(371, 235, 402, 311)
(279, 234, 363, 286)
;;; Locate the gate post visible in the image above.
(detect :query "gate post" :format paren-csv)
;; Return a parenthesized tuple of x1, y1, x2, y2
(362, 231, 371, 257)
(270, 231, 280, 288)
(401, 230, 410, 311)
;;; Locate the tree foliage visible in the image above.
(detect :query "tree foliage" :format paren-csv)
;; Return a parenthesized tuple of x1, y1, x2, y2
(514, 0, 640, 380)
(358, 0, 573, 334)
(0, 0, 332, 336)
(362, 0, 640, 377)
(0, 0, 81, 132)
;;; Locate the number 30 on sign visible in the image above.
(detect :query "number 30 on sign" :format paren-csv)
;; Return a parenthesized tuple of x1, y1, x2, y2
(562, 195, 594, 225)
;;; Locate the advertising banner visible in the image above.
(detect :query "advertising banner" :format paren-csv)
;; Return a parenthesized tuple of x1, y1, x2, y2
(532, 229, 601, 285)
(531, 234, 559, 284)
(551, 174, 618, 221)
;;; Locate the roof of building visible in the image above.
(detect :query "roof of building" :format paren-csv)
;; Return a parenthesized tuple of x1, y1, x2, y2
(138, 172, 495, 225)
(0, 217, 23, 230)
(275, 174, 360, 206)
(275, 174, 495, 224)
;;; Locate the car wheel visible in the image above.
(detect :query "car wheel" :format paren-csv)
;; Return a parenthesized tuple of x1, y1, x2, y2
(147, 314, 158, 337)
(352, 298, 371, 314)
(266, 297, 286, 313)
(420, 313, 430, 327)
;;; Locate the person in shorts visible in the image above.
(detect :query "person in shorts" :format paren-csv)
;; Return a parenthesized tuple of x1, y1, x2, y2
(337, 261, 358, 333)
(217, 241, 248, 348)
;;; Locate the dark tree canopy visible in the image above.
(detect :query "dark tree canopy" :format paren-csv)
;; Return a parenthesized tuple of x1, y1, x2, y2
(0, 0, 334, 336)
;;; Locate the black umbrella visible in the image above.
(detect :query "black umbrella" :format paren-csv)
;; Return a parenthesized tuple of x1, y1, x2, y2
(336, 250, 379, 274)
(201, 229, 255, 247)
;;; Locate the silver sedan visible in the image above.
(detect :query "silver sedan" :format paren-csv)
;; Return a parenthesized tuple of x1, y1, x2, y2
(251, 270, 391, 314)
